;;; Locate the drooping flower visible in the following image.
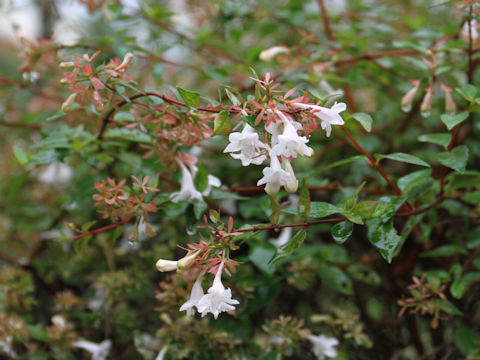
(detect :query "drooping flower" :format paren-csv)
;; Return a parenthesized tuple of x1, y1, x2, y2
(259, 46, 290, 62)
(441, 83, 456, 114)
(270, 110, 312, 158)
(269, 227, 292, 248)
(257, 155, 296, 195)
(179, 276, 205, 316)
(293, 102, 346, 137)
(155, 259, 178, 272)
(196, 262, 240, 319)
(156, 250, 200, 273)
(283, 159, 299, 193)
(307, 334, 339, 360)
(170, 160, 203, 203)
(401, 80, 420, 112)
(224, 124, 268, 166)
(420, 87, 433, 118)
(73, 339, 112, 360)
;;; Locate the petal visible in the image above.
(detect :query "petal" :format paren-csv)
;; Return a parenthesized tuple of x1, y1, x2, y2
(331, 102, 347, 113)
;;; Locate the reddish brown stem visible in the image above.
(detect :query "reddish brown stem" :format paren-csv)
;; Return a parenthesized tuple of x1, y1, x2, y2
(71, 216, 135, 240)
(334, 49, 418, 66)
(235, 217, 346, 233)
(316, 0, 336, 41)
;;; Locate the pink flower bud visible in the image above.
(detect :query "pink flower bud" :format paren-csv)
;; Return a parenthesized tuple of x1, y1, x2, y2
(420, 87, 433, 118)
(440, 83, 456, 114)
(401, 80, 420, 113)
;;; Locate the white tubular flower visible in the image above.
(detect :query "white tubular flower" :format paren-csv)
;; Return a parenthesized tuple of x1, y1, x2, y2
(37, 162, 73, 184)
(401, 80, 420, 112)
(196, 262, 240, 319)
(420, 87, 433, 118)
(224, 124, 268, 166)
(259, 46, 290, 62)
(155, 346, 168, 360)
(73, 339, 112, 360)
(269, 227, 292, 248)
(179, 276, 205, 316)
(270, 110, 312, 158)
(189, 164, 221, 196)
(283, 160, 299, 193)
(319, 80, 344, 106)
(257, 155, 295, 195)
(170, 160, 203, 203)
(155, 259, 178, 272)
(307, 335, 339, 360)
(293, 102, 346, 137)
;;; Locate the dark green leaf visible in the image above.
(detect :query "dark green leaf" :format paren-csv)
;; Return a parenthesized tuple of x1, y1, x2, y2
(398, 169, 432, 192)
(456, 85, 477, 100)
(347, 264, 381, 286)
(366, 219, 402, 263)
(455, 324, 480, 355)
(298, 178, 311, 216)
(418, 133, 451, 148)
(440, 112, 469, 130)
(331, 221, 353, 244)
(193, 163, 209, 193)
(463, 191, 480, 204)
(270, 229, 307, 263)
(375, 152, 430, 167)
(212, 110, 232, 136)
(318, 267, 354, 295)
(249, 242, 277, 276)
(309, 202, 343, 218)
(421, 245, 468, 257)
(438, 145, 469, 173)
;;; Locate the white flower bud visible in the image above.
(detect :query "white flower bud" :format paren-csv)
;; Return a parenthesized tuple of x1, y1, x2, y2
(59, 61, 74, 69)
(259, 46, 289, 62)
(155, 259, 178, 272)
(61, 92, 77, 112)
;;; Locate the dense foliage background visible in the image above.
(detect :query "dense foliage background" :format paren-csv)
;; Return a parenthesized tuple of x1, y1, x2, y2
(1, 0, 480, 359)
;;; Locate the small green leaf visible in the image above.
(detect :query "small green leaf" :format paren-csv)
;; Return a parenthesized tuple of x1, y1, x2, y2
(372, 196, 406, 222)
(366, 218, 402, 263)
(325, 155, 368, 169)
(298, 178, 311, 216)
(318, 267, 354, 295)
(249, 242, 277, 276)
(331, 221, 353, 244)
(352, 200, 377, 220)
(104, 128, 152, 143)
(270, 229, 307, 263)
(421, 245, 468, 257)
(225, 88, 241, 106)
(375, 153, 430, 167)
(309, 202, 343, 218)
(418, 133, 451, 148)
(455, 324, 480, 356)
(193, 163, 209, 192)
(440, 111, 469, 130)
(113, 111, 136, 122)
(347, 264, 381, 286)
(176, 86, 200, 108)
(351, 112, 373, 132)
(438, 145, 469, 173)
(212, 110, 232, 136)
(13, 144, 29, 165)
(456, 84, 477, 100)
(463, 190, 480, 204)
(398, 169, 432, 192)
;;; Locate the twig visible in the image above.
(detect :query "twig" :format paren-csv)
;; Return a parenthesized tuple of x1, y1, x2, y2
(316, 0, 336, 41)
(71, 216, 135, 240)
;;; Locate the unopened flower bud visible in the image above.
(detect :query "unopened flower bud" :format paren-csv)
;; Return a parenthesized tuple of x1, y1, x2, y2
(177, 250, 201, 271)
(156, 259, 178, 272)
(284, 160, 298, 193)
(61, 92, 77, 112)
(401, 80, 420, 113)
(259, 46, 290, 62)
(420, 87, 433, 118)
(441, 84, 456, 114)
(60, 78, 68, 85)
(116, 52, 134, 70)
(59, 61, 75, 69)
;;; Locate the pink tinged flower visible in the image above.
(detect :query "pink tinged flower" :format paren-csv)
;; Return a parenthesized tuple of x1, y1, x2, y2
(170, 160, 204, 203)
(196, 262, 240, 319)
(73, 339, 112, 360)
(401, 80, 420, 112)
(224, 124, 268, 166)
(257, 155, 296, 195)
(293, 102, 346, 137)
(307, 335, 339, 360)
(259, 46, 290, 62)
(441, 84, 456, 114)
(420, 87, 433, 118)
(179, 276, 205, 316)
(270, 111, 312, 158)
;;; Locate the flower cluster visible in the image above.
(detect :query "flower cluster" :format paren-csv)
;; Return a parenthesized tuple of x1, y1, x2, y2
(224, 100, 346, 195)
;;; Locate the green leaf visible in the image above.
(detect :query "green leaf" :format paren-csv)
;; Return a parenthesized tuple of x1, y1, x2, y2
(421, 245, 468, 257)
(438, 145, 469, 173)
(375, 152, 430, 167)
(212, 110, 232, 136)
(451, 272, 480, 299)
(298, 178, 311, 216)
(225, 88, 241, 106)
(104, 128, 152, 143)
(270, 229, 307, 263)
(324, 155, 368, 170)
(456, 84, 477, 100)
(29, 149, 67, 164)
(269, 196, 281, 224)
(372, 196, 406, 222)
(249, 242, 277, 276)
(13, 144, 29, 164)
(398, 169, 432, 192)
(418, 133, 451, 148)
(351, 112, 373, 132)
(440, 111, 469, 130)
(193, 163, 209, 193)
(352, 200, 377, 220)
(331, 221, 353, 244)
(113, 111, 136, 122)
(455, 324, 480, 356)
(309, 202, 343, 218)
(463, 190, 480, 204)
(318, 267, 354, 295)
(347, 264, 381, 286)
(176, 86, 200, 108)
(446, 171, 480, 190)
(366, 218, 402, 263)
